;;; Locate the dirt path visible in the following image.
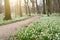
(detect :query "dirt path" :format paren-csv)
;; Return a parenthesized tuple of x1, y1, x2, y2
(0, 16, 40, 40)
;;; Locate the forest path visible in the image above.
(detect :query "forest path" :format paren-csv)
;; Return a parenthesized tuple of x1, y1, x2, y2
(0, 16, 40, 40)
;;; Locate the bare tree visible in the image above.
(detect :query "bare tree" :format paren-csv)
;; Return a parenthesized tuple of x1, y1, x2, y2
(0, 0, 2, 14)
(4, 0, 11, 20)
(46, 0, 51, 16)
(15, 0, 18, 17)
(26, 0, 31, 15)
(43, 0, 46, 14)
(30, 0, 35, 14)
(57, 0, 60, 13)
(24, 0, 28, 15)
(35, 0, 40, 14)
(19, 0, 22, 17)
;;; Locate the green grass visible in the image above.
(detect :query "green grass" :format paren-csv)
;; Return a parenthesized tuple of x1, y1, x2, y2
(0, 13, 39, 26)
(0, 13, 33, 26)
(39, 13, 60, 17)
(8, 15, 60, 40)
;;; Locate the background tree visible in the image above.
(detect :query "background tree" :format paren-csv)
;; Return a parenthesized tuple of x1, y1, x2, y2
(4, 0, 11, 20)
(24, 0, 28, 15)
(43, 0, 46, 14)
(35, 0, 40, 14)
(19, 0, 23, 17)
(57, 0, 60, 13)
(0, 0, 2, 14)
(26, 0, 31, 15)
(15, 0, 19, 17)
(51, 0, 57, 13)
(30, 0, 35, 14)
(46, 0, 51, 16)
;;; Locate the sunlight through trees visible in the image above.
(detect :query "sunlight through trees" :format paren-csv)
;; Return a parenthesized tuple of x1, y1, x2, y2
(4, 0, 11, 20)
(0, 0, 60, 20)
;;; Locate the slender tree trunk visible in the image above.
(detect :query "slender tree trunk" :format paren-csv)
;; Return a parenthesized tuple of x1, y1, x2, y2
(43, 0, 46, 14)
(24, 0, 28, 15)
(15, 0, 18, 17)
(0, 0, 2, 14)
(27, 0, 31, 15)
(57, 0, 60, 13)
(30, 0, 35, 14)
(52, 0, 60, 13)
(19, 0, 22, 17)
(36, 0, 40, 14)
(32, 3, 35, 14)
(4, 0, 11, 20)
(46, 0, 51, 16)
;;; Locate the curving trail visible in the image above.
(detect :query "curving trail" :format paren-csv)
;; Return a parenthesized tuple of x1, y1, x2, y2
(0, 16, 40, 40)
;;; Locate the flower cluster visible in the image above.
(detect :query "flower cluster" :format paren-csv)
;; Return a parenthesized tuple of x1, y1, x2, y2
(8, 16, 60, 40)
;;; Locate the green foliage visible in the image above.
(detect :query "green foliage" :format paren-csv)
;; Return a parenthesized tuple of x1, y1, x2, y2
(50, 13, 60, 16)
(0, 15, 31, 26)
(39, 13, 60, 17)
(8, 16, 60, 40)
(0, 13, 38, 25)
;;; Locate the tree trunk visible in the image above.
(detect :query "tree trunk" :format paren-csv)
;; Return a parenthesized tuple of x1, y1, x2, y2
(57, 0, 60, 13)
(4, 0, 11, 20)
(46, 0, 51, 16)
(43, 0, 46, 14)
(24, 0, 28, 15)
(0, 0, 2, 14)
(30, 0, 35, 14)
(19, 0, 22, 17)
(27, 0, 31, 15)
(15, 0, 19, 17)
(36, 0, 40, 14)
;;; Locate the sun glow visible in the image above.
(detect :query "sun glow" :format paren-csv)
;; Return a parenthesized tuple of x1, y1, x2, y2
(10, 0, 16, 6)
(2, 0, 16, 6)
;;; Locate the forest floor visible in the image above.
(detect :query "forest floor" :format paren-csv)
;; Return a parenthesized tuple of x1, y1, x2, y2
(0, 16, 40, 40)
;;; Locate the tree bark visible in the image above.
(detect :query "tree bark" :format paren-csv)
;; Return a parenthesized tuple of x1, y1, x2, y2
(43, 0, 46, 14)
(19, 0, 22, 17)
(36, 0, 40, 14)
(30, 0, 35, 14)
(57, 0, 60, 13)
(15, 0, 18, 17)
(24, 0, 28, 15)
(26, 0, 31, 15)
(46, 0, 51, 16)
(4, 0, 11, 20)
(0, 0, 2, 14)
